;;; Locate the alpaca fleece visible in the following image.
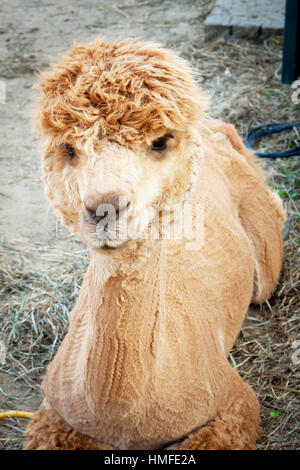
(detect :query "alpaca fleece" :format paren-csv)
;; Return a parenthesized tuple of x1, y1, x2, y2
(24, 38, 285, 450)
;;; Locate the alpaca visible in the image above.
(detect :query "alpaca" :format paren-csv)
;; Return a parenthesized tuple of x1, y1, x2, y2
(24, 38, 285, 450)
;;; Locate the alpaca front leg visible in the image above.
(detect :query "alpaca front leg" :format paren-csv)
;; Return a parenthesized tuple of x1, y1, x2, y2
(23, 405, 114, 450)
(166, 378, 260, 450)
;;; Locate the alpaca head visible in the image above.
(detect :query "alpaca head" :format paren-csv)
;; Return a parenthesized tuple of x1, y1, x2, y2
(35, 38, 208, 250)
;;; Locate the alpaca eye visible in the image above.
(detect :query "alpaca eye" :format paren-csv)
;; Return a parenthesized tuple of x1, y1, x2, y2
(151, 134, 173, 152)
(64, 144, 76, 159)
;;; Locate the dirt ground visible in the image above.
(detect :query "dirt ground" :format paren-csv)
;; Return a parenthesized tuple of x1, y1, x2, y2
(0, 0, 299, 450)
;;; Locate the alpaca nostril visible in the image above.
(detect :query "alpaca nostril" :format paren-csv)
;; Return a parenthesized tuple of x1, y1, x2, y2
(85, 207, 97, 221)
(86, 208, 109, 223)
(84, 193, 131, 223)
(117, 199, 131, 216)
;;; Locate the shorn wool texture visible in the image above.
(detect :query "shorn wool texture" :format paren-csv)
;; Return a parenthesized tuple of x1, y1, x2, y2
(24, 38, 285, 450)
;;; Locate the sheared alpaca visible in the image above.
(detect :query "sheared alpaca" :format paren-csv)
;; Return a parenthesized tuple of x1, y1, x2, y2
(24, 38, 285, 450)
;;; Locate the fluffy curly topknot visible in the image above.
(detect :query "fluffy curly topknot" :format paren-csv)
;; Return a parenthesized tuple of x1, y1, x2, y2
(35, 38, 208, 149)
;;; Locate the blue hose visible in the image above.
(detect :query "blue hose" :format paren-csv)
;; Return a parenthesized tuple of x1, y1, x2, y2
(245, 122, 300, 158)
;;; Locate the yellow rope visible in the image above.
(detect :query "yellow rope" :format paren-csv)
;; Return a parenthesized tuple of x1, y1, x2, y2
(273, 385, 300, 395)
(0, 410, 33, 419)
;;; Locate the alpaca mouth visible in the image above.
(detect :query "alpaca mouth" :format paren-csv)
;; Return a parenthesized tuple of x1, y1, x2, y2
(88, 233, 130, 250)
(96, 220, 131, 248)
(100, 240, 128, 250)
(94, 229, 130, 249)
(81, 217, 131, 250)
(101, 244, 117, 250)
(99, 237, 128, 249)
(80, 206, 157, 250)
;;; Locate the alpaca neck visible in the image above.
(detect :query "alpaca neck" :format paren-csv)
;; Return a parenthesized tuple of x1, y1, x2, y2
(72, 241, 168, 411)
(82, 240, 165, 330)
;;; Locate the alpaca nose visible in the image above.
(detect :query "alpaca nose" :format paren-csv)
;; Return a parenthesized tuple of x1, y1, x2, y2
(84, 192, 129, 222)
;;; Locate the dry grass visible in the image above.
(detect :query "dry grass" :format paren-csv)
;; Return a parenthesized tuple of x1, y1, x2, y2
(0, 242, 89, 449)
(0, 20, 299, 449)
(183, 35, 299, 136)
(0, 242, 88, 380)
